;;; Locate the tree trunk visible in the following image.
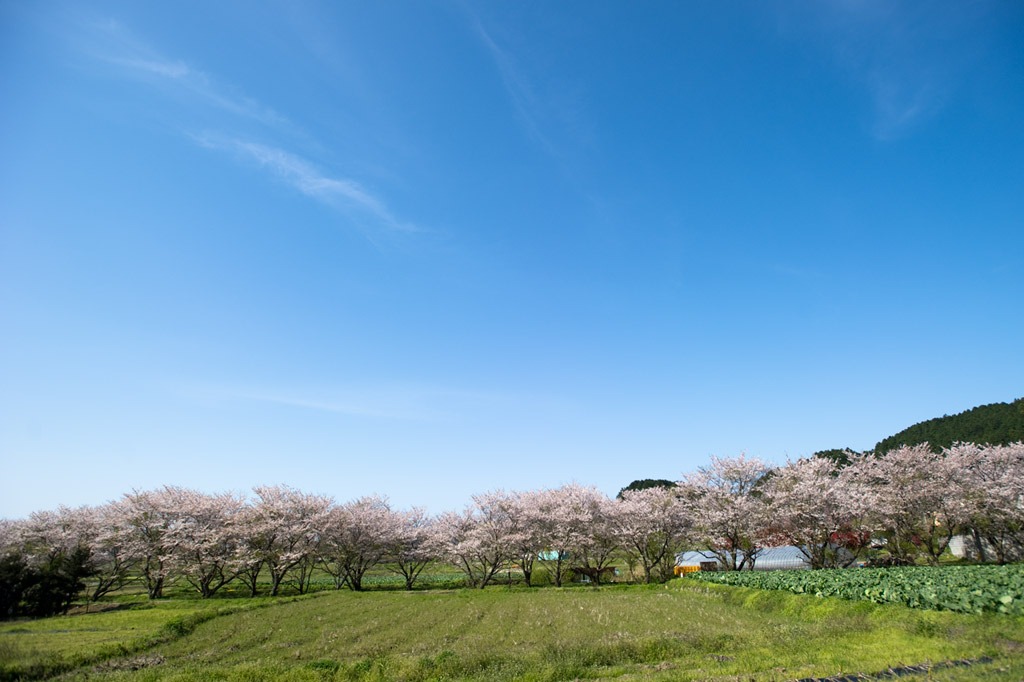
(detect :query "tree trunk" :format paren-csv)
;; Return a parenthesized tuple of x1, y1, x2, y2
(972, 527, 989, 563)
(270, 571, 284, 596)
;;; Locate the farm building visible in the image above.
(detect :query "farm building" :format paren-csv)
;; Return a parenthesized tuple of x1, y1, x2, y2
(675, 546, 812, 573)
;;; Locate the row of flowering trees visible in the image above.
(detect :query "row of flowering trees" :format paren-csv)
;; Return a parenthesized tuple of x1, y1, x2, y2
(686, 443, 1024, 570)
(0, 483, 688, 605)
(1, 443, 1022, 612)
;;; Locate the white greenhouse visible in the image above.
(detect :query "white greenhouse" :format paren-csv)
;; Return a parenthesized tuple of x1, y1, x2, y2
(675, 546, 813, 573)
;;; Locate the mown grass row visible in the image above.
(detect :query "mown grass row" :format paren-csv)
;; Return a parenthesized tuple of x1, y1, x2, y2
(688, 564, 1024, 614)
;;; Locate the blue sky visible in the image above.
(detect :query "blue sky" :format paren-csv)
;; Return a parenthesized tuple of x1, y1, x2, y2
(2, 1, 1022, 518)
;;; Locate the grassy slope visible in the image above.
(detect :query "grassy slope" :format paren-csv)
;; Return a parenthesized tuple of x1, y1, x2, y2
(24, 582, 1023, 682)
(0, 596, 310, 680)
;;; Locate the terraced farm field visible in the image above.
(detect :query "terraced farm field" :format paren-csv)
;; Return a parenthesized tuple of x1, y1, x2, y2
(2, 581, 1023, 681)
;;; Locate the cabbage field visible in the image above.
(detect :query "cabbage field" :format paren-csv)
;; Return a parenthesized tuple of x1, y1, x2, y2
(688, 564, 1024, 614)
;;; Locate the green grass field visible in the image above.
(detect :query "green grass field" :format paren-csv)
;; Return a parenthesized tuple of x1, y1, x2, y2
(2, 581, 1023, 681)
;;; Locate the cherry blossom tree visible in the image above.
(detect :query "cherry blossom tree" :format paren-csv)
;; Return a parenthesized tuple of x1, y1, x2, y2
(18, 507, 91, 568)
(762, 457, 869, 568)
(678, 454, 773, 570)
(320, 495, 396, 591)
(162, 488, 247, 598)
(847, 444, 969, 565)
(954, 442, 1024, 563)
(613, 486, 690, 582)
(0, 519, 22, 557)
(385, 507, 436, 590)
(432, 491, 521, 589)
(531, 486, 580, 586)
(530, 488, 572, 587)
(532, 484, 619, 585)
(118, 490, 179, 598)
(248, 486, 332, 596)
(65, 503, 139, 603)
(566, 493, 619, 585)
(235, 502, 267, 596)
(496, 489, 547, 587)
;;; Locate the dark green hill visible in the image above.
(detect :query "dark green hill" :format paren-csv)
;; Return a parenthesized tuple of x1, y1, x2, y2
(616, 478, 676, 499)
(873, 397, 1024, 454)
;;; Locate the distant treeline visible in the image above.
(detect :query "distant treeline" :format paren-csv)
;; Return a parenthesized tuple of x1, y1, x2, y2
(813, 397, 1024, 463)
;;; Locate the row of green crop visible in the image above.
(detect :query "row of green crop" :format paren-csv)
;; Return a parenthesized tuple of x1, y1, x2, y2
(687, 564, 1024, 615)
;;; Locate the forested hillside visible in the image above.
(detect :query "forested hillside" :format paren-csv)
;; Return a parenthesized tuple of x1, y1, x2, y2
(616, 479, 676, 498)
(874, 397, 1024, 454)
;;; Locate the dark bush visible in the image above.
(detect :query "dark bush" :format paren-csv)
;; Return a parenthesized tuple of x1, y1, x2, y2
(0, 546, 96, 620)
(0, 553, 30, 619)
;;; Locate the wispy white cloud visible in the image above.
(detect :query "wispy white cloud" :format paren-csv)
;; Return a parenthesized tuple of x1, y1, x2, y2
(76, 18, 417, 239)
(187, 383, 542, 423)
(866, 76, 940, 141)
(228, 389, 439, 422)
(193, 134, 417, 234)
(466, 11, 595, 160)
(470, 19, 554, 155)
(113, 57, 190, 79)
(85, 20, 292, 131)
(776, 2, 988, 140)
(466, 11, 600, 211)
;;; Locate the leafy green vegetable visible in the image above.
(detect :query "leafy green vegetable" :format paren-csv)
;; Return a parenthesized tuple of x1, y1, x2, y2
(688, 564, 1024, 614)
